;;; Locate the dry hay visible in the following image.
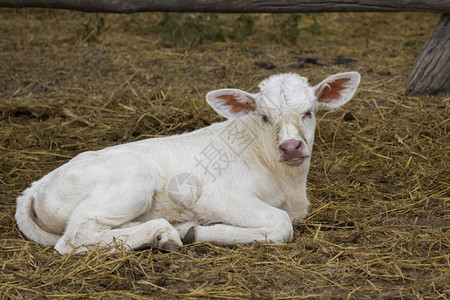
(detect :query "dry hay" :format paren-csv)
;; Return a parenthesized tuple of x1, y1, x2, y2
(0, 8, 449, 299)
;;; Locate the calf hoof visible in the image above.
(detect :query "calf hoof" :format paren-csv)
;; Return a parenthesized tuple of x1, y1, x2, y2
(163, 240, 181, 251)
(183, 226, 196, 244)
(134, 243, 153, 251)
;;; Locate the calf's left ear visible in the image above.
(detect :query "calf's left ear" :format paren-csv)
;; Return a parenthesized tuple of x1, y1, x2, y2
(206, 89, 257, 119)
(314, 72, 361, 109)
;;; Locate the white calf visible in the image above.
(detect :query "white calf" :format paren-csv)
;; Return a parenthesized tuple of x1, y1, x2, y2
(16, 72, 360, 254)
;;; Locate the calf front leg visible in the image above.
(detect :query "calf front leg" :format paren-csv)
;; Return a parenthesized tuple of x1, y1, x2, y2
(186, 188, 293, 245)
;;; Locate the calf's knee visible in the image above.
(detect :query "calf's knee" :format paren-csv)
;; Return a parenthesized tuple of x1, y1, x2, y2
(264, 210, 293, 244)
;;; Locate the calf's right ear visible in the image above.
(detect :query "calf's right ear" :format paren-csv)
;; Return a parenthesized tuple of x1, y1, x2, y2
(206, 89, 257, 119)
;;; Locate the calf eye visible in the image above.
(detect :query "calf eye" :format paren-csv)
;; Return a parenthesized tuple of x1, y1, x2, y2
(261, 114, 270, 123)
(303, 110, 313, 119)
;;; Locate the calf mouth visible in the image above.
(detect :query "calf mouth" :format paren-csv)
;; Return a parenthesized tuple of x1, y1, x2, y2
(281, 156, 310, 167)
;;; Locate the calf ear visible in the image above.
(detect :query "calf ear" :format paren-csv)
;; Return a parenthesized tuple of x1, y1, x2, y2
(206, 89, 257, 119)
(314, 72, 361, 109)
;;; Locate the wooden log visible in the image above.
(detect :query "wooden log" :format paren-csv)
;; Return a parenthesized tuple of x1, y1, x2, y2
(0, 0, 449, 14)
(406, 14, 450, 96)
(2, 0, 449, 96)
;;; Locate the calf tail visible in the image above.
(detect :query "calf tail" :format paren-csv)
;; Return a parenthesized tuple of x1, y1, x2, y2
(15, 187, 60, 246)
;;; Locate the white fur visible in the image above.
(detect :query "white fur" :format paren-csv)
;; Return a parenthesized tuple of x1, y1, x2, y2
(15, 72, 360, 254)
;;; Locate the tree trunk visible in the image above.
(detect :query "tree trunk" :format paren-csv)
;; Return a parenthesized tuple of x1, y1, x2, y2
(0, 0, 449, 14)
(406, 14, 450, 96)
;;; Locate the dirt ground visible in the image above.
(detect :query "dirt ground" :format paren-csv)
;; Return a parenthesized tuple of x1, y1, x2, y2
(0, 8, 449, 299)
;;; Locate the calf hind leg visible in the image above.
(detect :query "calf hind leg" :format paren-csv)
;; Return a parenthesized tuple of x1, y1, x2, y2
(52, 157, 182, 254)
(55, 217, 182, 254)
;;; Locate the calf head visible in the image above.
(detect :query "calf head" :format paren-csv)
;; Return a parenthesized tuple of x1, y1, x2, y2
(206, 72, 361, 167)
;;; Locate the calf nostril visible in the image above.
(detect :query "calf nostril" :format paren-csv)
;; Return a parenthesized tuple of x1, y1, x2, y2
(280, 139, 303, 155)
